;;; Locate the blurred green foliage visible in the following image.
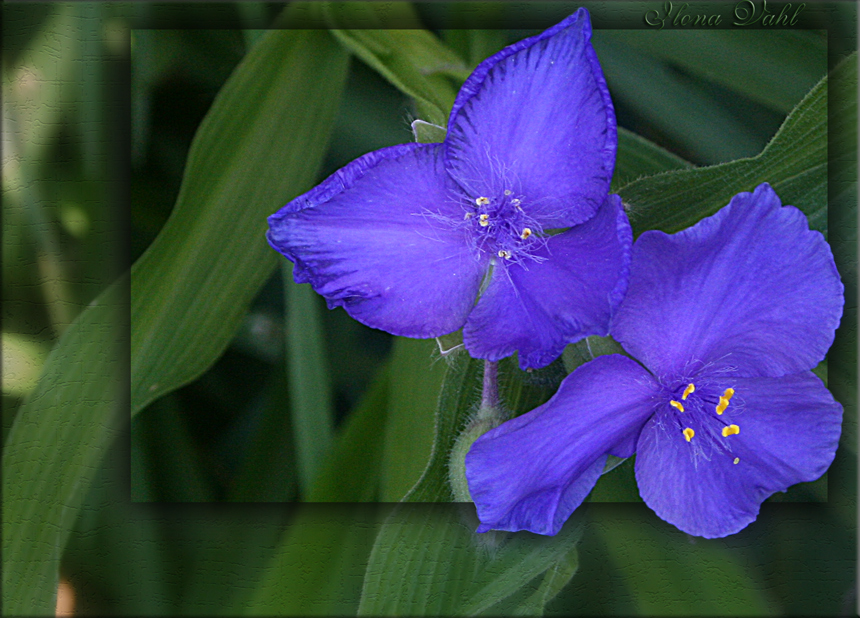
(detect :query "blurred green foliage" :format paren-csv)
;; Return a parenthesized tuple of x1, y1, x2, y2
(2, 1, 856, 616)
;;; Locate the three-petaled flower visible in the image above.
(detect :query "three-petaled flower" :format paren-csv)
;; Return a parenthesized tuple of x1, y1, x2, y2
(466, 183, 844, 538)
(267, 9, 630, 369)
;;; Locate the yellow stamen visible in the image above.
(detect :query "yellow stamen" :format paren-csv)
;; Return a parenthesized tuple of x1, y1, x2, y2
(733, 457, 740, 465)
(681, 383, 695, 400)
(669, 400, 684, 413)
(498, 250, 511, 259)
(721, 424, 740, 437)
(683, 427, 695, 442)
(520, 227, 532, 240)
(479, 214, 490, 227)
(716, 387, 735, 415)
(476, 196, 490, 206)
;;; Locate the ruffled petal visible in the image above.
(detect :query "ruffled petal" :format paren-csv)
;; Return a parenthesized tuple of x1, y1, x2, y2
(635, 371, 842, 538)
(267, 143, 486, 338)
(466, 354, 659, 535)
(611, 183, 844, 378)
(444, 8, 616, 229)
(462, 195, 631, 369)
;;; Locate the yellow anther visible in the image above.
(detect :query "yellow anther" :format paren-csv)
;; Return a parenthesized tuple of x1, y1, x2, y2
(476, 196, 490, 206)
(479, 214, 490, 227)
(723, 387, 735, 400)
(683, 427, 695, 442)
(669, 400, 685, 413)
(498, 250, 512, 259)
(716, 396, 730, 415)
(520, 227, 532, 240)
(733, 457, 740, 465)
(681, 383, 695, 400)
(721, 424, 740, 437)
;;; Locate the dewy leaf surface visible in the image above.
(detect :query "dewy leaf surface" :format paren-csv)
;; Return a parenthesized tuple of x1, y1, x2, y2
(130, 28, 349, 417)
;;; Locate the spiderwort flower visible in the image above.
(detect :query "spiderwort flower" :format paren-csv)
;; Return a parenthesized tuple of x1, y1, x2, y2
(267, 9, 629, 370)
(465, 183, 844, 537)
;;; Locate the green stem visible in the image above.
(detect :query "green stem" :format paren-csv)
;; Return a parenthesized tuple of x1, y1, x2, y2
(480, 360, 499, 413)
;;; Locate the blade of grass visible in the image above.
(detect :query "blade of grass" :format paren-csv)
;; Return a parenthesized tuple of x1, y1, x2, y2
(2, 276, 126, 616)
(131, 24, 350, 417)
(322, 1, 467, 126)
(307, 365, 390, 501)
(284, 263, 335, 496)
(245, 505, 386, 616)
(620, 59, 830, 236)
(380, 338, 448, 501)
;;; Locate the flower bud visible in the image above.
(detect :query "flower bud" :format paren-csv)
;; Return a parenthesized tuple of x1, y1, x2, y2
(448, 405, 505, 503)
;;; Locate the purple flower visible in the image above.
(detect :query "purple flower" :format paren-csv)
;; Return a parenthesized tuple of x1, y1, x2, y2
(267, 9, 629, 369)
(466, 183, 844, 537)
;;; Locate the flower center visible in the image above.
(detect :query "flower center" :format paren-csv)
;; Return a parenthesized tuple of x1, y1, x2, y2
(463, 191, 544, 263)
(660, 379, 742, 465)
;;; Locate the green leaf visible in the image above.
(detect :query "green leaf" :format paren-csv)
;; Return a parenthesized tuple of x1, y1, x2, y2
(405, 353, 564, 503)
(620, 61, 829, 237)
(226, 370, 299, 502)
(612, 127, 693, 190)
(380, 338, 447, 501)
(307, 365, 390, 501)
(245, 506, 384, 616)
(404, 351, 482, 502)
(827, 53, 857, 474)
(600, 30, 825, 114)
(594, 32, 768, 165)
(284, 263, 335, 495)
(175, 514, 294, 616)
(1, 332, 49, 398)
(65, 422, 179, 615)
(131, 393, 218, 501)
(130, 26, 350, 417)
(594, 515, 773, 615)
(562, 334, 627, 374)
(3, 4, 83, 164)
(2, 276, 126, 616)
(357, 504, 583, 616)
(442, 26, 508, 70)
(490, 545, 579, 616)
(322, 2, 467, 126)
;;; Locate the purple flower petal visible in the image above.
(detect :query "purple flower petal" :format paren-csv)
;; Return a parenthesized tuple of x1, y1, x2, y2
(611, 183, 843, 378)
(444, 8, 616, 230)
(462, 195, 631, 369)
(466, 354, 659, 535)
(636, 371, 842, 538)
(267, 143, 486, 337)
